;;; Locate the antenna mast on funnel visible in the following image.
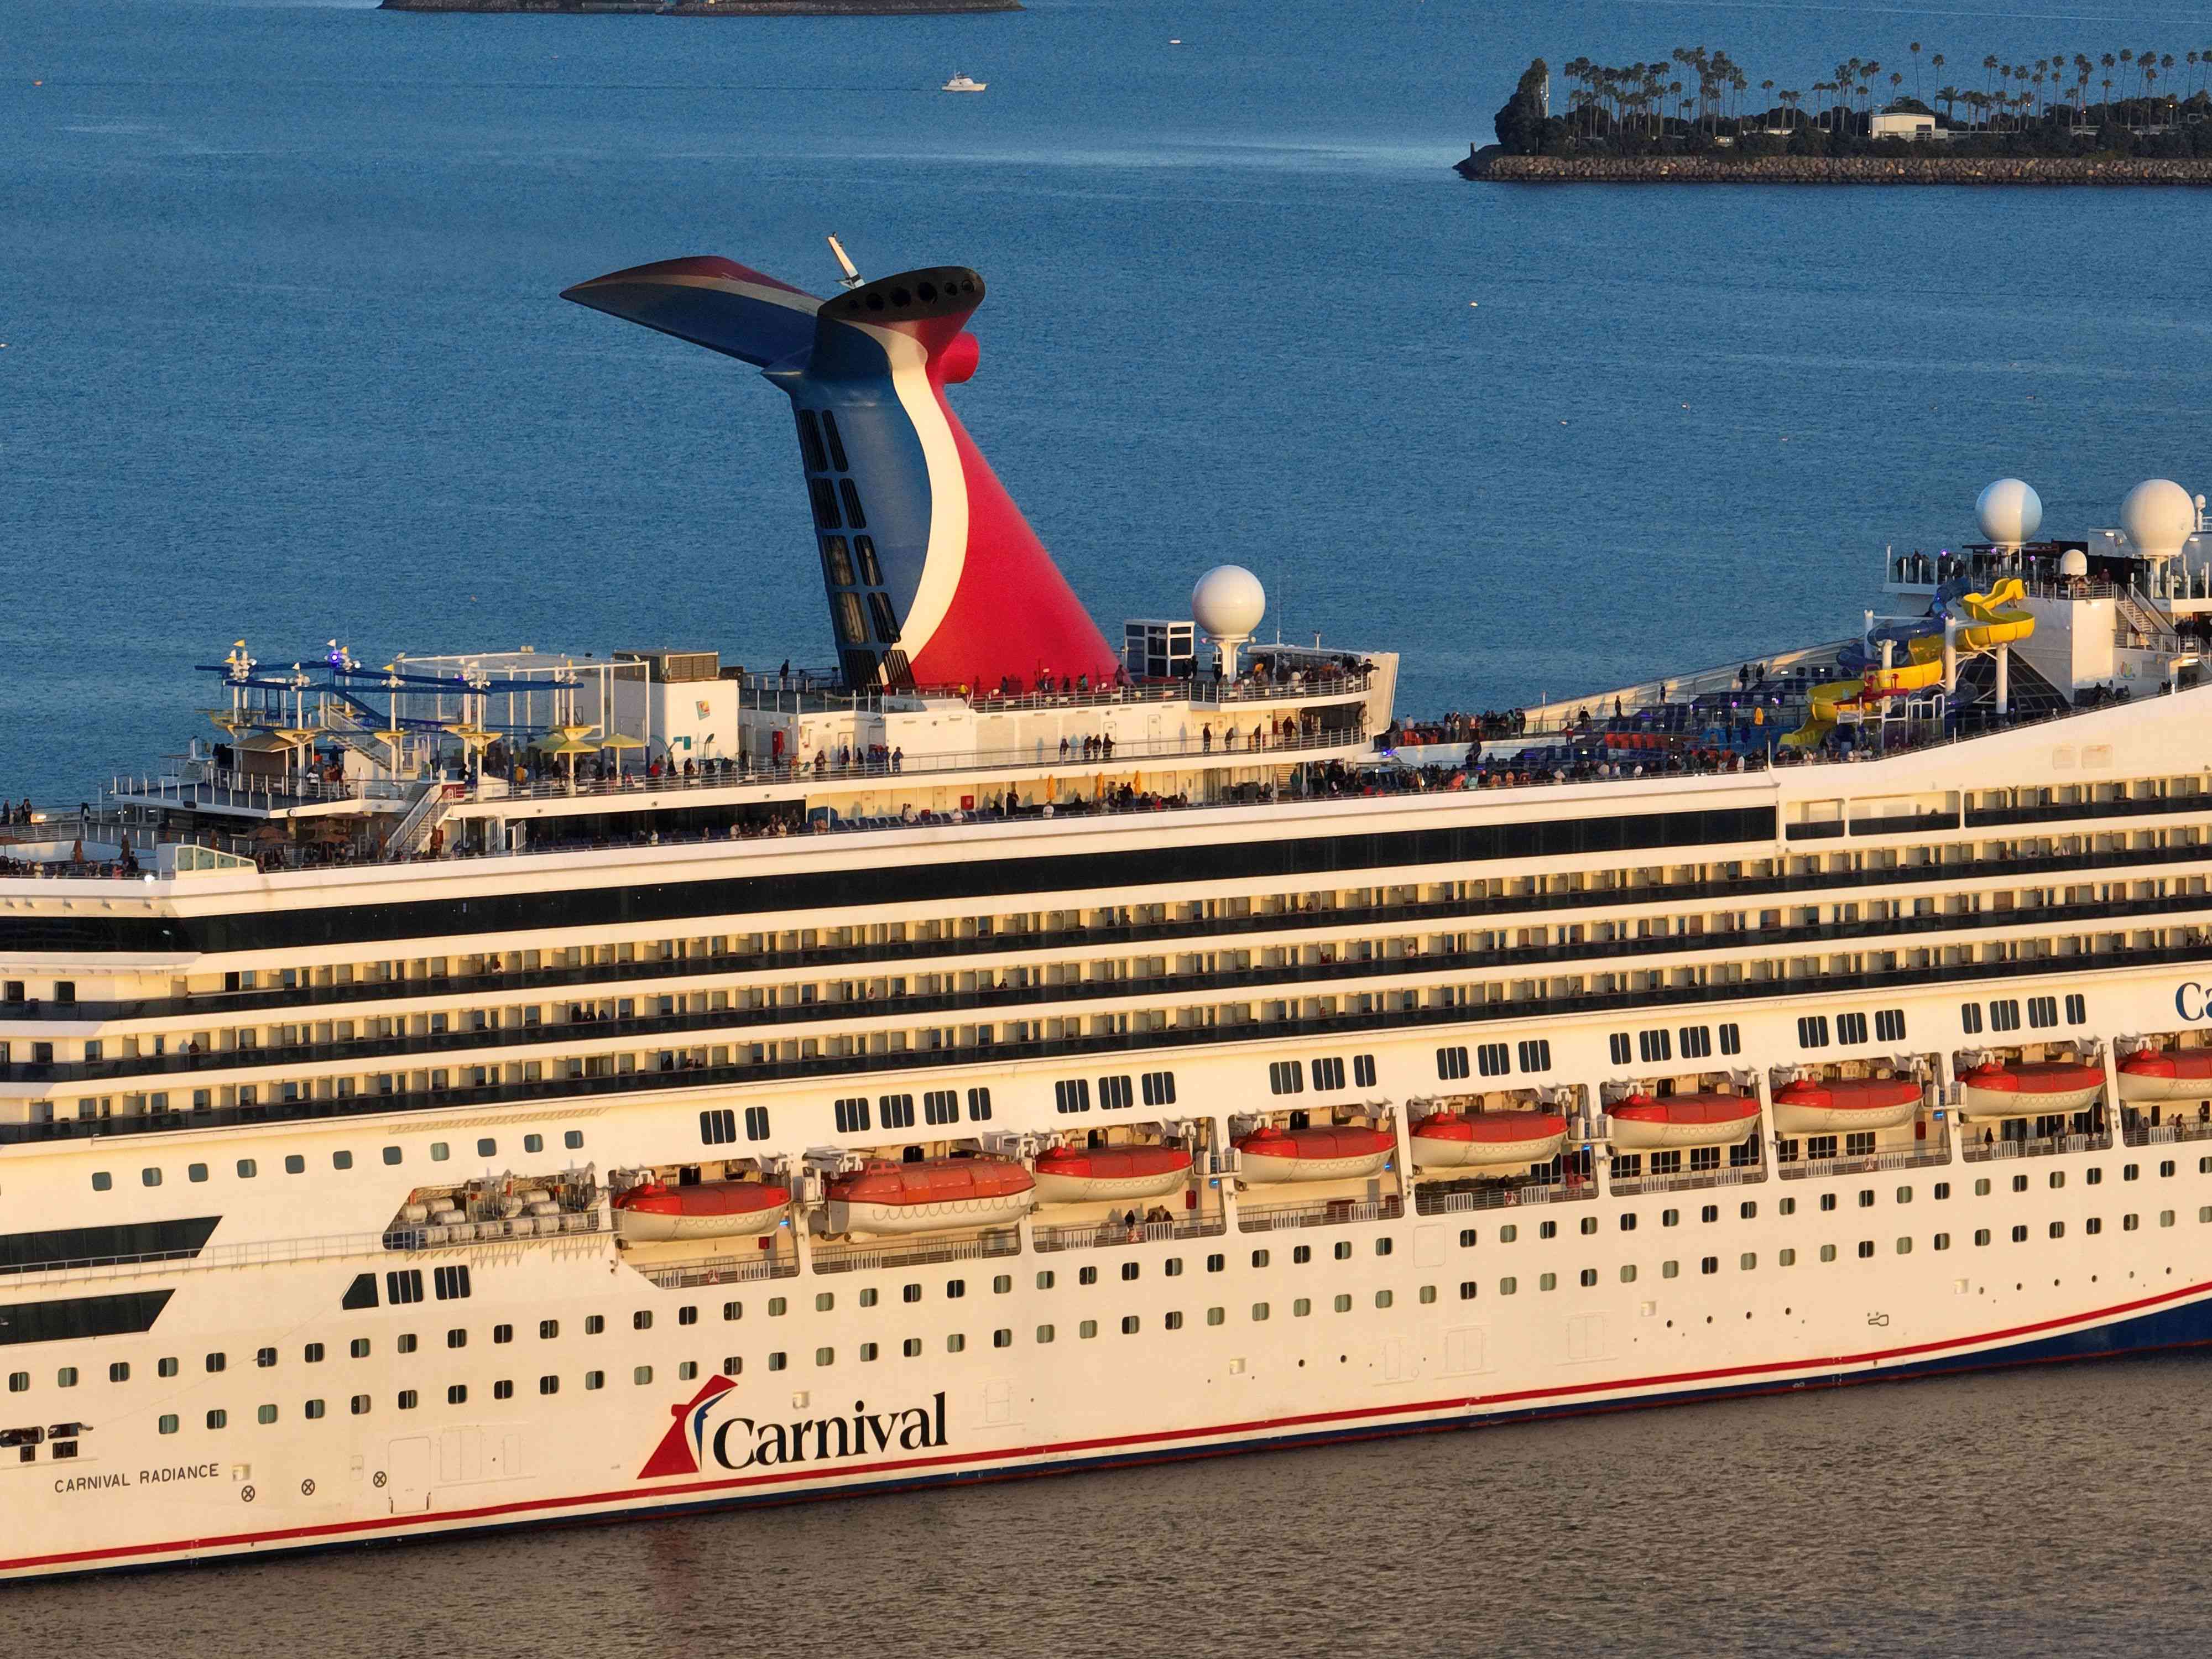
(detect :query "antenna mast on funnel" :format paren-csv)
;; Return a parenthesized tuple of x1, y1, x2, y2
(826, 234, 865, 291)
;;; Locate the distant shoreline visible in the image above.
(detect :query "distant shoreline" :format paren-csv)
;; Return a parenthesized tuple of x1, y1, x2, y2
(1458, 146, 2212, 185)
(379, 0, 1021, 15)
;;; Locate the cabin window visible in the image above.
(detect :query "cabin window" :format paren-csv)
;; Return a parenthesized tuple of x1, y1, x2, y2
(1960, 1002, 1984, 1035)
(1517, 1039, 1552, 1073)
(1055, 1079, 1092, 1113)
(966, 1088, 993, 1120)
(1638, 1029, 1671, 1064)
(1353, 1055, 1378, 1087)
(1268, 1061, 1305, 1095)
(1718, 1023, 1741, 1056)
(1608, 1032, 1631, 1065)
(700, 1109, 737, 1146)
(1435, 1047, 1469, 1082)
(1677, 1026, 1711, 1061)
(833, 1097, 870, 1134)
(1796, 1016, 1830, 1049)
(1475, 1042, 1509, 1078)
(1875, 1009, 1907, 1042)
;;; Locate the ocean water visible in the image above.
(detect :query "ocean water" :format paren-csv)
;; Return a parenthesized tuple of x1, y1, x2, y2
(7, 0, 2212, 1637)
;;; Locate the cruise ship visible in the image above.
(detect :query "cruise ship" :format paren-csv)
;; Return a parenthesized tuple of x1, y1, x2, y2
(7, 243, 2212, 1579)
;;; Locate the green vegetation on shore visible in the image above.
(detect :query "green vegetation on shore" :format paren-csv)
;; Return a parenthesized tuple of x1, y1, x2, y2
(1489, 46, 2212, 161)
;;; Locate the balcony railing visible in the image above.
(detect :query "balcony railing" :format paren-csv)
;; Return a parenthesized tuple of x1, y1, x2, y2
(1608, 1162, 1768, 1198)
(806, 1228, 1021, 1276)
(633, 1247, 800, 1288)
(1237, 1194, 1404, 1233)
(1411, 1177, 1596, 1216)
(2121, 1120, 2212, 1149)
(1960, 1131, 2112, 1162)
(1778, 1145, 1952, 1181)
(1031, 1214, 1226, 1253)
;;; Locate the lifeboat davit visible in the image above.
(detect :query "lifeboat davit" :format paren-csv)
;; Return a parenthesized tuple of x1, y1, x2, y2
(1409, 1111, 1566, 1171)
(2116, 1049, 2212, 1102)
(1770, 1077, 1922, 1136)
(1235, 1125, 1393, 1184)
(823, 1157, 1036, 1237)
(1958, 1061, 2104, 1117)
(612, 1179, 790, 1243)
(1608, 1093, 1760, 1151)
(1032, 1144, 1193, 1204)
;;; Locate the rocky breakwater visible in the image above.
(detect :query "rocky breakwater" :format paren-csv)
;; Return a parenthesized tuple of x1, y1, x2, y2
(1459, 149, 2212, 185)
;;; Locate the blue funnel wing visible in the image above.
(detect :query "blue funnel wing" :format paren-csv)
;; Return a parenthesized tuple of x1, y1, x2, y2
(561, 257, 822, 368)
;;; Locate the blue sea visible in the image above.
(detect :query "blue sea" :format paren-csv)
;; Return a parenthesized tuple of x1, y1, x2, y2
(8, 0, 2212, 1644)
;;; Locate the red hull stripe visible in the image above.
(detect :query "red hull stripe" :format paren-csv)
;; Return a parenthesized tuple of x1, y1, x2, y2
(13, 1275, 2209, 1573)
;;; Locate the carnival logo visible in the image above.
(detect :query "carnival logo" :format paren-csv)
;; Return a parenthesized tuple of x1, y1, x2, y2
(640, 1375, 948, 1479)
(2177, 982, 2212, 1021)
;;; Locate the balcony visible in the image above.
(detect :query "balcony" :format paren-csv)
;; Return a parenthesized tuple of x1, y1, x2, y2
(1960, 1131, 2112, 1163)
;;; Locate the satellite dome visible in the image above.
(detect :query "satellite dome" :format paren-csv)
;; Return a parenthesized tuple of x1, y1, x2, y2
(2120, 478, 2197, 560)
(1976, 479, 2042, 549)
(1192, 566, 1266, 639)
(2059, 549, 2088, 578)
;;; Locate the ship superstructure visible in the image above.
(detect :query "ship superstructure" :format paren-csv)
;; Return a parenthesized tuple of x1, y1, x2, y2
(7, 248, 2212, 1578)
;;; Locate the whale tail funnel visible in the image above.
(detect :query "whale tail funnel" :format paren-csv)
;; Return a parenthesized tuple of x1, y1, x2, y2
(563, 253, 1118, 693)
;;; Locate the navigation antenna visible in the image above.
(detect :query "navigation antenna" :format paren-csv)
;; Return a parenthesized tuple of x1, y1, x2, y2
(826, 234, 865, 291)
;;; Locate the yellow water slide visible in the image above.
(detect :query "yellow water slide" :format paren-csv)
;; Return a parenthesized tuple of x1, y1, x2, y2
(1780, 579, 2033, 749)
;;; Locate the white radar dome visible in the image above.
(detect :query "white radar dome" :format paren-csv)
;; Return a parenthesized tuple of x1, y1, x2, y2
(1192, 565, 1266, 639)
(2059, 549, 2088, 578)
(1976, 478, 2043, 549)
(2120, 478, 2197, 559)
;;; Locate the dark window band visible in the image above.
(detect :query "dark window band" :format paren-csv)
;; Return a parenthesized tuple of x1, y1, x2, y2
(0, 806, 1775, 957)
(0, 1290, 173, 1345)
(0, 1218, 218, 1276)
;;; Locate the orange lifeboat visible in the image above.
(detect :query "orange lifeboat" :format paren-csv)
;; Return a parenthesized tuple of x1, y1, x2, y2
(1608, 1092, 1760, 1151)
(1032, 1144, 1193, 1204)
(612, 1179, 790, 1244)
(824, 1157, 1036, 1237)
(1234, 1125, 1392, 1184)
(1770, 1077, 1922, 1136)
(2117, 1048, 2212, 1103)
(1959, 1061, 2104, 1117)
(1409, 1111, 1566, 1171)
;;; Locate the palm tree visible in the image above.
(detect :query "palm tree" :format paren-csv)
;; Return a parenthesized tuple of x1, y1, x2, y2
(1910, 41, 1923, 101)
(1780, 87, 1801, 131)
(1934, 85, 1957, 125)
(1983, 53, 1999, 113)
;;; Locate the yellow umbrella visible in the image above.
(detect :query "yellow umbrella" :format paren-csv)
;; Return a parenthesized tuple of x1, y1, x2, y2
(549, 722, 599, 744)
(599, 731, 645, 780)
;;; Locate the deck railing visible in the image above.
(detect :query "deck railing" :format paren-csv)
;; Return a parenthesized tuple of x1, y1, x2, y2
(1237, 1194, 1404, 1233)
(1777, 1145, 1951, 1181)
(2121, 1120, 2212, 1149)
(1412, 1178, 1595, 1217)
(1960, 1130, 2111, 1162)
(1608, 1162, 1768, 1198)
(1031, 1214, 1227, 1253)
(634, 1248, 800, 1289)
(806, 1228, 1021, 1275)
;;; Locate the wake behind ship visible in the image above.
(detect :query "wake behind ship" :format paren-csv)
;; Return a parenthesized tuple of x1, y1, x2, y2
(5, 240, 2212, 1577)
